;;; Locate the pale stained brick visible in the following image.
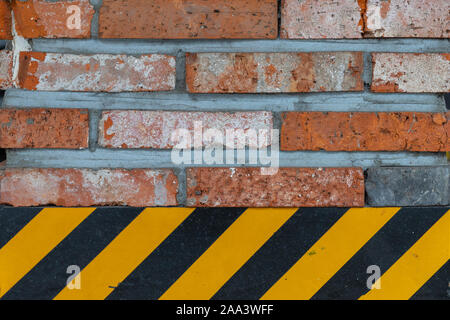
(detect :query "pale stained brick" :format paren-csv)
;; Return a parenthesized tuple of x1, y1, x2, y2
(281, 0, 363, 39)
(186, 52, 364, 93)
(0, 168, 179, 207)
(372, 53, 450, 93)
(18, 52, 176, 92)
(99, 111, 273, 149)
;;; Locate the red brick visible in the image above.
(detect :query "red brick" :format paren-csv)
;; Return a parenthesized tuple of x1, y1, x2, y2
(0, 0, 12, 39)
(0, 50, 13, 89)
(186, 167, 364, 207)
(186, 52, 364, 93)
(17, 52, 176, 92)
(281, 0, 363, 39)
(0, 108, 89, 149)
(372, 53, 450, 93)
(99, 111, 273, 149)
(0, 168, 178, 207)
(12, 0, 94, 38)
(99, 0, 278, 39)
(365, 0, 449, 38)
(281, 112, 450, 152)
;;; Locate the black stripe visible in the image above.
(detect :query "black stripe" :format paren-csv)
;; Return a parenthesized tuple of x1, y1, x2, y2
(2, 207, 143, 300)
(411, 260, 449, 300)
(312, 207, 448, 300)
(213, 208, 348, 300)
(107, 207, 246, 300)
(0, 207, 42, 249)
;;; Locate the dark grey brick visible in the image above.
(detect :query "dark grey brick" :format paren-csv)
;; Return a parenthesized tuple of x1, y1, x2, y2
(366, 166, 449, 207)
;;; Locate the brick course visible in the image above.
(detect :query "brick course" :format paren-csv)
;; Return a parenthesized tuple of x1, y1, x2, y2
(18, 52, 176, 92)
(12, 0, 94, 38)
(0, 108, 89, 149)
(99, 0, 278, 39)
(0, 168, 178, 207)
(0, 0, 11, 39)
(0, 50, 13, 89)
(281, 0, 363, 39)
(186, 52, 364, 93)
(186, 167, 365, 207)
(365, 0, 449, 38)
(372, 53, 450, 93)
(99, 111, 273, 149)
(281, 112, 449, 152)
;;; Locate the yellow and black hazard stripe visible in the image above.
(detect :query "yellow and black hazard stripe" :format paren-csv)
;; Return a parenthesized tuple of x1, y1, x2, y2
(0, 207, 448, 300)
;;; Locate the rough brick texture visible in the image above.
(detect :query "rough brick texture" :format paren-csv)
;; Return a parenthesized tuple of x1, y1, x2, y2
(186, 167, 364, 207)
(0, 168, 178, 207)
(281, 0, 363, 39)
(0, 50, 13, 89)
(18, 52, 176, 92)
(0, 0, 12, 39)
(186, 52, 364, 93)
(372, 53, 450, 93)
(0, 108, 89, 149)
(99, 111, 273, 149)
(281, 112, 450, 152)
(12, 0, 94, 38)
(365, 0, 450, 38)
(99, 0, 278, 39)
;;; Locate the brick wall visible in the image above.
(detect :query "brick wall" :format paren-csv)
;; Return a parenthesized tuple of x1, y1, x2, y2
(0, 0, 448, 207)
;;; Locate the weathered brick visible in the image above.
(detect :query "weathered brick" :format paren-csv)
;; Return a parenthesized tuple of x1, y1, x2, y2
(365, 0, 449, 38)
(186, 52, 364, 93)
(99, 0, 278, 39)
(372, 53, 450, 93)
(281, 112, 449, 152)
(99, 111, 273, 149)
(18, 52, 176, 92)
(0, 0, 12, 39)
(186, 167, 364, 207)
(0, 108, 89, 149)
(281, 0, 363, 39)
(0, 168, 178, 207)
(366, 167, 449, 206)
(0, 50, 13, 89)
(12, 0, 94, 38)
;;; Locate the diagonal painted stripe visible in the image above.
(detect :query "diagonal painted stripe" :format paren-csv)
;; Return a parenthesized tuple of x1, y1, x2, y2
(2, 208, 142, 300)
(360, 210, 450, 300)
(0, 207, 42, 250)
(0, 208, 95, 299)
(159, 208, 297, 300)
(261, 208, 400, 300)
(213, 208, 347, 300)
(411, 260, 449, 300)
(312, 207, 449, 300)
(54, 208, 194, 300)
(107, 208, 245, 300)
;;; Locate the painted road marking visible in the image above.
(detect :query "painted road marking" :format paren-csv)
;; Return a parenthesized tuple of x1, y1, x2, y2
(159, 208, 297, 300)
(0, 207, 448, 300)
(360, 210, 450, 300)
(0, 208, 94, 298)
(54, 208, 194, 300)
(261, 208, 400, 300)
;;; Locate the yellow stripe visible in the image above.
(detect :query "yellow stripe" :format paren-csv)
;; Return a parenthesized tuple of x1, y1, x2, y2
(261, 207, 400, 300)
(159, 208, 297, 300)
(360, 210, 450, 300)
(54, 208, 193, 300)
(0, 208, 94, 298)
